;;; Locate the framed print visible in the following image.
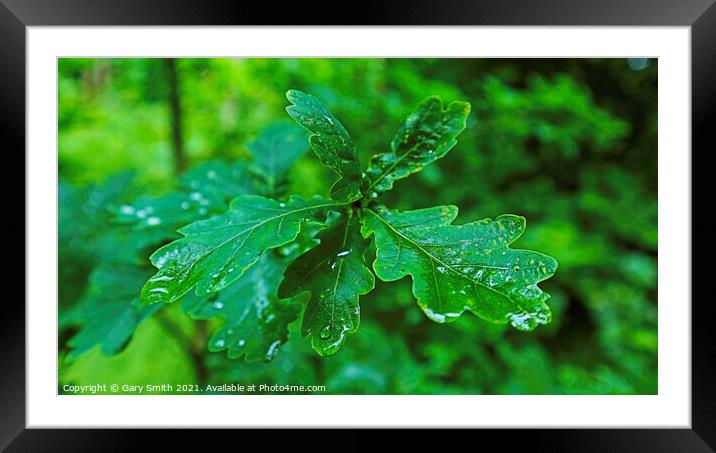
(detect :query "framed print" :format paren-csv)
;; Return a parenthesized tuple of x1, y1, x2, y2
(2, 0, 714, 450)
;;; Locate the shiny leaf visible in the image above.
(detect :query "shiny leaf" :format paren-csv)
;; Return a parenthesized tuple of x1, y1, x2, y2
(279, 211, 375, 356)
(362, 205, 557, 331)
(364, 97, 470, 195)
(141, 195, 339, 305)
(285, 90, 363, 203)
(183, 252, 302, 362)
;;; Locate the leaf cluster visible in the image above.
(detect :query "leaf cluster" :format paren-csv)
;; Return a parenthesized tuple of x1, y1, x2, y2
(139, 90, 558, 357)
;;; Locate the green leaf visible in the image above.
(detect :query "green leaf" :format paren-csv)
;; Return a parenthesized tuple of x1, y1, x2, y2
(179, 161, 260, 205)
(279, 210, 375, 356)
(181, 214, 328, 362)
(285, 90, 363, 203)
(60, 313, 197, 393)
(62, 264, 161, 361)
(364, 97, 470, 195)
(362, 205, 557, 331)
(141, 195, 339, 305)
(247, 122, 310, 193)
(111, 192, 221, 244)
(183, 252, 302, 362)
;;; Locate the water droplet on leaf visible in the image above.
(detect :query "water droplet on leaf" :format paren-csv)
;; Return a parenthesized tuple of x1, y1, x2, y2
(119, 205, 135, 215)
(319, 325, 331, 339)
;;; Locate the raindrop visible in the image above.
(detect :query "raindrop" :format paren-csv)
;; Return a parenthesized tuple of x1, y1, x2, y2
(136, 210, 147, 219)
(119, 205, 135, 215)
(424, 308, 447, 323)
(180, 201, 190, 209)
(237, 339, 246, 347)
(319, 325, 332, 339)
(190, 192, 202, 201)
(279, 202, 286, 208)
(213, 301, 224, 310)
(266, 340, 281, 359)
(147, 216, 161, 226)
(214, 339, 226, 348)
(508, 312, 534, 331)
(336, 250, 351, 257)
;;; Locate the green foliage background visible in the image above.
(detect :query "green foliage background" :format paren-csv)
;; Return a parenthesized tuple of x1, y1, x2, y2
(58, 58, 657, 394)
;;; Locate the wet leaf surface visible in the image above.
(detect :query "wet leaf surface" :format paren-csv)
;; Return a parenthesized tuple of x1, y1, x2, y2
(286, 90, 363, 203)
(279, 211, 375, 356)
(182, 252, 302, 362)
(362, 205, 557, 331)
(141, 195, 340, 305)
(364, 97, 470, 195)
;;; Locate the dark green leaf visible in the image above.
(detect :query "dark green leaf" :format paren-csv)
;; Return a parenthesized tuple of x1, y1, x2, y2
(111, 192, 221, 244)
(62, 264, 160, 361)
(285, 90, 363, 203)
(364, 97, 470, 195)
(181, 213, 329, 362)
(247, 122, 309, 193)
(183, 253, 302, 362)
(141, 195, 340, 305)
(178, 161, 260, 206)
(279, 211, 375, 356)
(362, 205, 557, 331)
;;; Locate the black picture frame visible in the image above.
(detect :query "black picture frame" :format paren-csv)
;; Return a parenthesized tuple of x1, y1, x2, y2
(2, 0, 713, 450)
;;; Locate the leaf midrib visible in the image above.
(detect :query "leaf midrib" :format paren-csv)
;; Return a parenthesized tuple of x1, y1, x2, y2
(299, 213, 355, 339)
(366, 208, 511, 303)
(154, 200, 340, 297)
(363, 139, 427, 195)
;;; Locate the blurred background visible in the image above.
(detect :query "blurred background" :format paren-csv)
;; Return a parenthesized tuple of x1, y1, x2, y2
(58, 58, 657, 394)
